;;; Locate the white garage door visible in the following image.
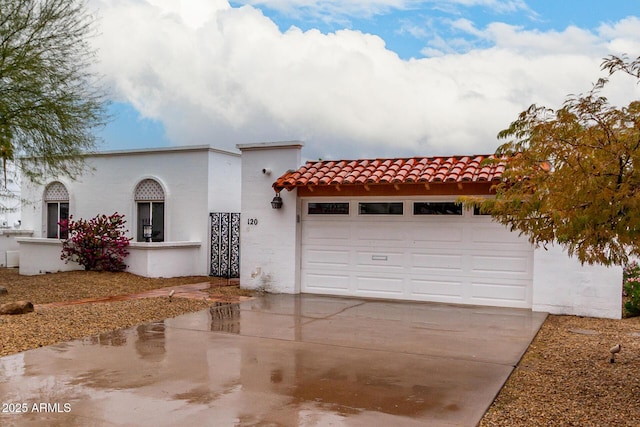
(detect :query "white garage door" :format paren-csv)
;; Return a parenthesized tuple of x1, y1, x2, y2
(301, 200, 534, 308)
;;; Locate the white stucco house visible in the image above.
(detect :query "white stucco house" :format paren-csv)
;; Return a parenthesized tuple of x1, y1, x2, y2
(18, 145, 241, 278)
(12, 140, 623, 319)
(238, 141, 623, 319)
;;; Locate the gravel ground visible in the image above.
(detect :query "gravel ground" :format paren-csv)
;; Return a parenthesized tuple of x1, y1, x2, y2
(0, 268, 251, 357)
(480, 314, 640, 426)
(1, 268, 639, 425)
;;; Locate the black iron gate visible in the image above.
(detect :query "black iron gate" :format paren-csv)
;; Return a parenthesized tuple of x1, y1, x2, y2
(210, 212, 240, 278)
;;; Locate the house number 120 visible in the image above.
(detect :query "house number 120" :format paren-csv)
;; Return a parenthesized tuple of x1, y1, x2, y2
(247, 218, 258, 225)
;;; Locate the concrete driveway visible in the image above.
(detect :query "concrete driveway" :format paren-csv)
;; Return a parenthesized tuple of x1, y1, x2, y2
(0, 294, 546, 426)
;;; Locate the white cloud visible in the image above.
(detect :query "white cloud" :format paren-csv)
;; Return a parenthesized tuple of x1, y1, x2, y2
(233, 0, 531, 19)
(89, 0, 640, 160)
(234, 0, 421, 20)
(448, 0, 530, 14)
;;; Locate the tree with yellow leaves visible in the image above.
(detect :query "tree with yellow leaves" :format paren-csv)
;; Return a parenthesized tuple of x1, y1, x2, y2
(468, 55, 640, 266)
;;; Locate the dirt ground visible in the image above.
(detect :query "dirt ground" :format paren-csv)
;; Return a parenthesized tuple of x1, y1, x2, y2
(1, 268, 639, 425)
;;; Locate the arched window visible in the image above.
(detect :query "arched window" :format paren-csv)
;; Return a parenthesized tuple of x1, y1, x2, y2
(135, 179, 165, 242)
(44, 182, 69, 239)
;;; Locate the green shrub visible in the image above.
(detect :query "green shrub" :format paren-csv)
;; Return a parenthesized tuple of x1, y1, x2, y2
(623, 261, 640, 316)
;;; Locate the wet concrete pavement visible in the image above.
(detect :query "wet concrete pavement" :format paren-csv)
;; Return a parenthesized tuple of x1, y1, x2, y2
(0, 294, 547, 426)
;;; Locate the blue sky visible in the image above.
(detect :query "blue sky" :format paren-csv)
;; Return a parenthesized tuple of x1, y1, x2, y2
(91, 0, 640, 160)
(230, 1, 630, 59)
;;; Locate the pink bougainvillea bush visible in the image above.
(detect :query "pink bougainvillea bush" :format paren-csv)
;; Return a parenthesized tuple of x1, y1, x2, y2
(60, 213, 132, 272)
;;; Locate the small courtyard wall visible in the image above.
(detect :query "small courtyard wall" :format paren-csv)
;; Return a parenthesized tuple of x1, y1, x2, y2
(127, 242, 202, 278)
(17, 238, 82, 275)
(0, 230, 32, 267)
(237, 141, 302, 293)
(532, 244, 622, 319)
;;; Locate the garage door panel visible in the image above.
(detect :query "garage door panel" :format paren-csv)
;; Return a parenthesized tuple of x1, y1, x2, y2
(304, 272, 350, 292)
(355, 251, 404, 270)
(471, 255, 531, 275)
(354, 224, 406, 246)
(471, 226, 531, 250)
(410, 278, 463, 298)
(411, 225, 464, 243)
(409, 241, 469, 252)
(355, 276, 404, 295)
(303, 248, 350, 268)
(303, 222, 351, 244)
(301, 210, 533, 309)
(470, 281, 530, 305)
(411, 253, 464, 273)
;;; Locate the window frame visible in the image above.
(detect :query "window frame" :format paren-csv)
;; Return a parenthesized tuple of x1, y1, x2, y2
(413, 201, 463, 216)
(44, 182, 70, 239)
(307, 202, 350, 215)
(473, 206, 492, 216)
(134, 178, 166, 242)
(358, 202, 404, 216)
(46, 201, 69, 239)
(136, 201, 165, 242)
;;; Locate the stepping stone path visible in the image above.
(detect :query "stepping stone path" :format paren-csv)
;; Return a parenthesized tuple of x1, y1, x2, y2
(35, 282, 251, 310)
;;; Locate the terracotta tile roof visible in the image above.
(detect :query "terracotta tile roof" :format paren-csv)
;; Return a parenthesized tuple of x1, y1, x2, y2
(274, 155, 505, 191)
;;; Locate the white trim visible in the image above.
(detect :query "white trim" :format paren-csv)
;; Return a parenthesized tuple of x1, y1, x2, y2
(301, 197, 475, 219)
(17, 237, 64, 245)
(237, 141, 304, 151)
(129, 241, 201, 249)
(88, 145, 239, 158)
(0, 229, 33, 237)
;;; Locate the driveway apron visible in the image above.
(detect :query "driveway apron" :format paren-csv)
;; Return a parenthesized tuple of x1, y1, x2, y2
(0, 294, 546, 426)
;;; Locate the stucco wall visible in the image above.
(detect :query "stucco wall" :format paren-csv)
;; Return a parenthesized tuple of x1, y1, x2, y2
(532, 244, 622, 319)
(127, 242, 202, 278)
(0, 230, 32, 267)
(208, 150, 242, 213)
(17, 238, 83, 275)
(237, 141, 302, 293)
(20, 146, 241, 277)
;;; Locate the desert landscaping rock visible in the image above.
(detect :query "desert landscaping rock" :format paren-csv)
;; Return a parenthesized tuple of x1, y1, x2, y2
(0, 300, 34, 315)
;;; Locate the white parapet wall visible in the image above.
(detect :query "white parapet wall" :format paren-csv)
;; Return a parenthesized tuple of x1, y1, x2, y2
(532, 244, 623, 319)
(127, 242, 202, 278)
(17, 237, 83, 275)
(0, 230, 33, 267)
(17, 238, 202, 278)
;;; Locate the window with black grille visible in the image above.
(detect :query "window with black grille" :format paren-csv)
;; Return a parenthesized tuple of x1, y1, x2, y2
(413, 202, 462, 215)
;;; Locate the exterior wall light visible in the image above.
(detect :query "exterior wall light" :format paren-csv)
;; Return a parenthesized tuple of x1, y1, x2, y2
(143, 220, 153, 242)
(271, 193, 283, 209)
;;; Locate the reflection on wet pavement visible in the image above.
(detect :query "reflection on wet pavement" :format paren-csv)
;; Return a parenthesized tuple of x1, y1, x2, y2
(0, 294, 545, 426)
(136, 322, 166, 362)
(209, 302, 240, 334)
